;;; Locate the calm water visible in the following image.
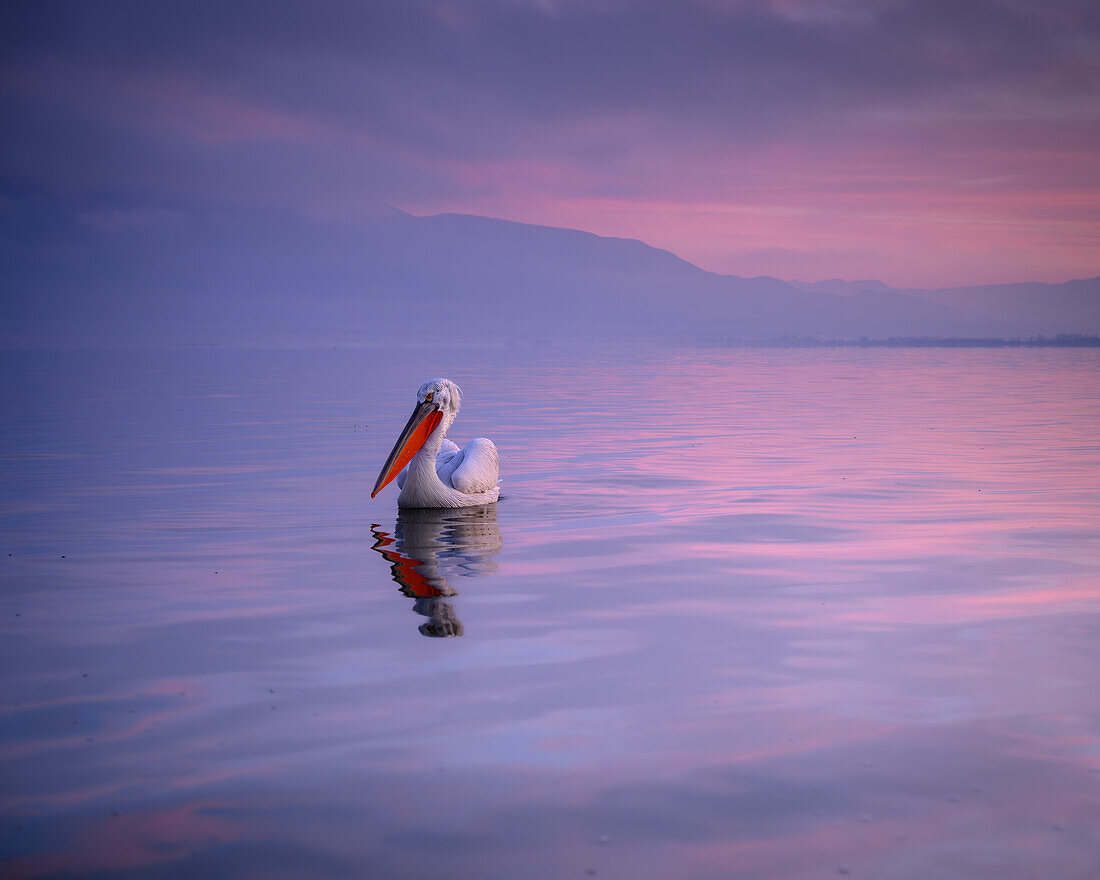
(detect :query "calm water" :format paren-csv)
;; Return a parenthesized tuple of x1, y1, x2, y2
(1, 344, 1099, 879)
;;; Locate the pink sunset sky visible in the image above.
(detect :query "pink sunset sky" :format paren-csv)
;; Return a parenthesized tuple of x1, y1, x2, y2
(2, 0, 1098, 288)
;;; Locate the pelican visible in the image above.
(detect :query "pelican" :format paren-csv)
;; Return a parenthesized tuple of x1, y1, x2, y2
(371, 378, 500, 508)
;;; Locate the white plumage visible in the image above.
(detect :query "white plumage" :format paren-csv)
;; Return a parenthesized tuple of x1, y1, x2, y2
(373, 378, 500, 509)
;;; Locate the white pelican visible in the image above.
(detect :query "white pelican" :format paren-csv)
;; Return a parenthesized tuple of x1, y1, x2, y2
(371, 378, 500, 509)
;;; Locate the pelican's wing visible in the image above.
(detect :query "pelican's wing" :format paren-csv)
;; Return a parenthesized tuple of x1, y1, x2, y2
(398, 438, 460, 489)
(449, 438, 499, 495)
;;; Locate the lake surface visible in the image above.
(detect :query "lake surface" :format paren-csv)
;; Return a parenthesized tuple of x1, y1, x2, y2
(1, 344, 1098, 879)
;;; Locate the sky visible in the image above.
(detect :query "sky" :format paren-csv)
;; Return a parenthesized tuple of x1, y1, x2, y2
(1, 0, 1098, 288)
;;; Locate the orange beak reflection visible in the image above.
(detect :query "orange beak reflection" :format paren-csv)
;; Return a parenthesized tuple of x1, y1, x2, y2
(372, 401, 443, 498)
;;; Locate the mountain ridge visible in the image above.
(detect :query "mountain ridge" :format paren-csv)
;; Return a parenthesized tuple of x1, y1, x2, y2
(2, 200, 1097, 346)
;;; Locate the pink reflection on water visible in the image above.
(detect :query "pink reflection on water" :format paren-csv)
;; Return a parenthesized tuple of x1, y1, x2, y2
(3, 801, 245, 880)
(837, 578, 1100, 627)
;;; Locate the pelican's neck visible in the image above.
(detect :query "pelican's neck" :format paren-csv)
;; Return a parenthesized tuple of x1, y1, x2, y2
(413, 409, 456, 467)
(397, 406, 496, 509)
(400, 410, 457, 507)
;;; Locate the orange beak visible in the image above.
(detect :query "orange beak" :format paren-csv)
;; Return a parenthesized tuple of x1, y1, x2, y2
(371, 400, 443, 498)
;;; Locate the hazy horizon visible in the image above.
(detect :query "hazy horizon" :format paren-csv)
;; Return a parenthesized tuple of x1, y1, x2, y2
(4, 200, 1097, 348)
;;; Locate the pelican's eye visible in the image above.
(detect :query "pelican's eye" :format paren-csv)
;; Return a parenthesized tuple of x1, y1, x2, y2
(424, 392, 434, 403)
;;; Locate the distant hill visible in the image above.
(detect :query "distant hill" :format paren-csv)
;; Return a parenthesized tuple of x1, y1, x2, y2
(2, 201, 1097, 346)
(909, 279, 1100, 336)
(789, 279, 894, 297)
(791, 275, 1100, 336)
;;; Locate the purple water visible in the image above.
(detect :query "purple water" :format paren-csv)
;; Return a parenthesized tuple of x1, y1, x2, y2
(2, 344, 1098, 879)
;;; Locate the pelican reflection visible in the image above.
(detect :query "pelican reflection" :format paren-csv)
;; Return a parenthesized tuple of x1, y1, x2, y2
(370, 504, 502, 638)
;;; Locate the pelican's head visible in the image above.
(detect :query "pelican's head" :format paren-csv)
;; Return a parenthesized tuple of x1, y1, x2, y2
(416, 377, 461, 416)
(371, 378, 462, 499)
